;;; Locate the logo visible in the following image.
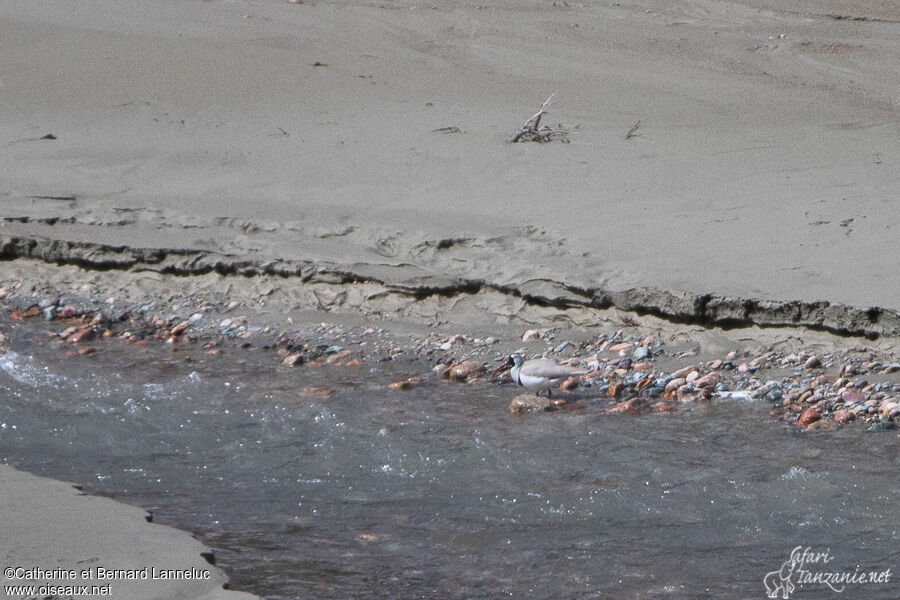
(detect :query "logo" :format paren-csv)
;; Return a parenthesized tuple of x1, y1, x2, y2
(763, 546, 892, 598)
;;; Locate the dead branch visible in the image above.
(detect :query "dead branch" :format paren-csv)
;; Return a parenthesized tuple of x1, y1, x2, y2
(625, 120, 641, 140)
(510, 94, 570, 143)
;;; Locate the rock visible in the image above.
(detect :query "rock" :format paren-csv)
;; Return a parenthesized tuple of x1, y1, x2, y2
(608, 342, 633, 353)
(521, 329, 540, 342)
(188, 312, 203, 323)
(810, 375, 831, 388)
(833, 409, 855, 423)
(510, 394, 550, 414)
(803, 356, 821, 369)
(299, 386, 333, 398)
(170, 321, 190, 336)
(685, 370, 700, 382)
(606, 397, 644, 415)
(549, 397, 567, 409)
(664, 378, 686, 393)
(867, 422, 897, 432)
(806, 419, 840, 431)
(389, 380, 413, 391)
(797, 407, 821, 427)
(560, 376, 580, 391)
(841, 390, 865, 404)
(650, 401, 675, 414)
(11, 307, 39, 320)
(554, 341, 573, 354)
(66, 327, 95, 344)
(632, 346, 650, 360)
(737, 363, 750, 373)
(879, 401, 899, 418)
(57, 305, 78, 319)
(725, 351, 737, 361)
(283, 353, 304, 366)
(694, 372, 720, 388)
(676, 384, 695, 398)
(708, 359, 722, 370)
(42, 307, 57, 321)
(446, 361, 485, 382)
(607, 381, 625, 398)
(326, 349, 352, 364)
(670, 365, 696, 379)
(77, 347, 97, 356)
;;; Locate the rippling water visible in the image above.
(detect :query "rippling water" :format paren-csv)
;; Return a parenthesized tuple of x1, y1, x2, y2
(1, 324, 898, 599)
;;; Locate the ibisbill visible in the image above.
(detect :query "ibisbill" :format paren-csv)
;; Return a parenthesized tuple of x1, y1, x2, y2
(494, 354, 587, 398)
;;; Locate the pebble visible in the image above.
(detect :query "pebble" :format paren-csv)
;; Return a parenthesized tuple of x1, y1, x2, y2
(671, 365, 696, 379)
(608, 342, 633, 353)
(282, 353, 304, 366)
(509, 394, 550, 415)
(606, 398, 644, 415)
(695, 372, 720, 388)
(797, 407, 821, 427)
(521, 329, 540, 342)
(43, 307, 57, 321)
(664, 378, 686, 393)
(559, 376, 580, 391)
(170, 321, 190, 336)
(841, 390, 865, 404)
(554, 341, 572, 354)
(66, 327, 95, 344)
(803, 356, 821, 369)
(632, 346, 650, 360)
(445, 361, 485, 382)
(606, 382, 625, 398)
(833, 409, 854, 423)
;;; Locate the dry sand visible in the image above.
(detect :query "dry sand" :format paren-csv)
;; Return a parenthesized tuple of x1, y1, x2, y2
(1, 1, 899, 596)
(1, 0, 898, 318)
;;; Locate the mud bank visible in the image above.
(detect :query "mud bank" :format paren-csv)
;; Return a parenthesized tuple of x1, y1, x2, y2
(1, 235, 897, 339)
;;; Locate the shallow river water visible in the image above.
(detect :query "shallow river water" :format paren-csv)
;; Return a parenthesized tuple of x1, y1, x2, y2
(1, 324, 897, 599)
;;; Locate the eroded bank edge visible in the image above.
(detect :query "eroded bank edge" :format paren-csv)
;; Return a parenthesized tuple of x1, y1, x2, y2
(1, 235, 896, 339)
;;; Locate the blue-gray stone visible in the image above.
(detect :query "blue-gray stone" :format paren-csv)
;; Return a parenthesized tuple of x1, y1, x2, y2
(554, 341, 572, 353)
(632, 346, 650, 360)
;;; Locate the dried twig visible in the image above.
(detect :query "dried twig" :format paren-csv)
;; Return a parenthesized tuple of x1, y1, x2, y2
(510, 94, 570, 143)
(625, 120, 641, 140)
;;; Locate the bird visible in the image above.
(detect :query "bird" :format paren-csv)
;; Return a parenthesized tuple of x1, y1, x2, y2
(495, 354, 588, 398)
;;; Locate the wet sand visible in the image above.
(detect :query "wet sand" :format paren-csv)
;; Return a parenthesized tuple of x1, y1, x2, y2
(0, 465, 257, 600)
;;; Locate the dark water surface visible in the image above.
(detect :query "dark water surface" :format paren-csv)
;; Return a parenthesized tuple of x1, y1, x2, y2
(1, 324, 897, 599)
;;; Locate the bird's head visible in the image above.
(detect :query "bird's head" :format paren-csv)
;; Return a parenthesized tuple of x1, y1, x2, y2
(491, 354, 519, 379)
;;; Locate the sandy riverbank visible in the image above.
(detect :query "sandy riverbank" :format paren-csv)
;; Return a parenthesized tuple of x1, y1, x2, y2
(0, 465, 258, 600)
(1, 0, 899, 334)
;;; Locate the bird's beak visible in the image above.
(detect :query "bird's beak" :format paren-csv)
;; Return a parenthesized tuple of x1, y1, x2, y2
(491, 356, 515, 380)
